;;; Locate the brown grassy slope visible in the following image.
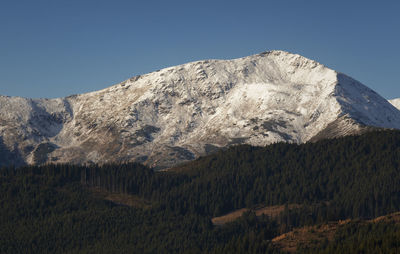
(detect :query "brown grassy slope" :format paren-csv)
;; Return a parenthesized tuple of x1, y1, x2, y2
(271, 212, 400, 253)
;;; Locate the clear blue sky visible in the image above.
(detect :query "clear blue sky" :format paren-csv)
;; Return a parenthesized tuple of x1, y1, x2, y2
(1, 0, 399, 99)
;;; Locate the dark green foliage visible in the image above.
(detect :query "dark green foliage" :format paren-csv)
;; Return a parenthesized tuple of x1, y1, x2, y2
(0, 130, 400, 253)
(135, 129, 400, 226)
(0, 163, 278, 253)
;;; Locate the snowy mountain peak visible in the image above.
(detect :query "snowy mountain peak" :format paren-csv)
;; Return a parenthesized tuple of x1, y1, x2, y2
(1, 51, 400, 168)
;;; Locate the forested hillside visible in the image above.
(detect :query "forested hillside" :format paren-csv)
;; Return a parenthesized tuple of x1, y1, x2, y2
(1, 130, 400, 253)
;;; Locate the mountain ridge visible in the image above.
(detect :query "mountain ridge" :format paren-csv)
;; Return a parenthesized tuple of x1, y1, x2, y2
(1, 50, 400, 168)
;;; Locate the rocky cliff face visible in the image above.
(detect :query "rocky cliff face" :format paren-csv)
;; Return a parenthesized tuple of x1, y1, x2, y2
(1, 50, 400, 168)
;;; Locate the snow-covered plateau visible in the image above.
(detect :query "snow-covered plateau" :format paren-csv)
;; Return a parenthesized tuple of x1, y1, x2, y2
(1, 50, 400, 168)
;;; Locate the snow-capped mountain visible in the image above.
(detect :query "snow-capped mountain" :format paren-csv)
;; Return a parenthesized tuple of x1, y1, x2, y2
(1, 50, 400, 168)
(389, 98, 400, 110)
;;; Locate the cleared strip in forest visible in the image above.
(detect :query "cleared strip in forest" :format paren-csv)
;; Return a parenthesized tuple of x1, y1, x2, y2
(211, 204, 301, 226)
(89, 187, 152, 208)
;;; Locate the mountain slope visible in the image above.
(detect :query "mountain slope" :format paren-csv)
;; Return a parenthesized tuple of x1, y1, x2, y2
(1, 50, 400, 168)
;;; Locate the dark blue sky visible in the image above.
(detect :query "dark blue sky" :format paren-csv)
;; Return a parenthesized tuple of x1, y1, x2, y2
(1, 0, 399, 99)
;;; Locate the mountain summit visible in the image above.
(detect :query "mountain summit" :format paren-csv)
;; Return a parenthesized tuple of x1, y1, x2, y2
(1, 50, 400, 168)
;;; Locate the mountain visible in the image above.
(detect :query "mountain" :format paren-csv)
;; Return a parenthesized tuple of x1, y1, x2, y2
(1, 50, 400, 168)
(390, 98, 400, 110)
